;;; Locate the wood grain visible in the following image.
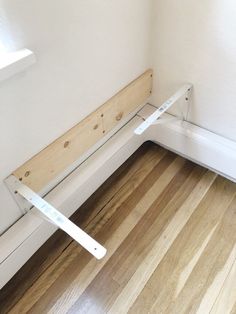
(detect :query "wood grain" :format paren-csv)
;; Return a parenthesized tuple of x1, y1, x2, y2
(0, 142, 158, 313)
(13, 69, 153, 192)
(211, 253, 236, 314)
(1, 142, 236, 314)
(129, 177, 236, 314)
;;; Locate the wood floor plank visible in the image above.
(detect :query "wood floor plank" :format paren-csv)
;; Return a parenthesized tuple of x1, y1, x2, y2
(2, 143, 161, 314)
(48, 154, 185, 313)
(11, 147, 174, 313)
(68, 162, 207, 313)
(112, 165, 205, 287)
(1, 143, 236, 314)
(0, 142, 158, 313)
(108, 170, 217, 314)
(27, 152, 178, 314)
(210, 246, 236, 314)
(197, 244, 236, 314)
(129, 176, 236, 314)
(162, 194, 236, 314)
(74, 142, 166, 230)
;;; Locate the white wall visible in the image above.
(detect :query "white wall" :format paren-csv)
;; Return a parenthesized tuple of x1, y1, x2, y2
(0, 0, 152, 234)
(151, 0, 236, 142)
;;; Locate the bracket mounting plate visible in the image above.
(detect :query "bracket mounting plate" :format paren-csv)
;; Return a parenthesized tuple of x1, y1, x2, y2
(135, 84, 193, 135)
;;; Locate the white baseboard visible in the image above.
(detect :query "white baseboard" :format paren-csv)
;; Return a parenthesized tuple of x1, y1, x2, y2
(140, 104, 236, 182)
(1, 104, 236, 288)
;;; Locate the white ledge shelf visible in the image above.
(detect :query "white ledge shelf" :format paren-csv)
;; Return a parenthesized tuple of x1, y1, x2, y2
(0, 49, 36, 83)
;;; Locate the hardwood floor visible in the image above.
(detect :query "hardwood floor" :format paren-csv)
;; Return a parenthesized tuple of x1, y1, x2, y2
(1, 142, 236, 314)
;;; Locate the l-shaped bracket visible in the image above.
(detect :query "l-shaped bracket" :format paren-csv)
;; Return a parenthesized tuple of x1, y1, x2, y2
(8, 175, 107, 260)
(135, 84, 193, 135)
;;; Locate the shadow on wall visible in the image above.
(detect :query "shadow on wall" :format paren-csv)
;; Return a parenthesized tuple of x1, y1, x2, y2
(0, 6, 16, 52)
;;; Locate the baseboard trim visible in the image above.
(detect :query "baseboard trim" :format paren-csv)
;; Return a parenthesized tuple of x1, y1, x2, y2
(140, 105, 236, 183)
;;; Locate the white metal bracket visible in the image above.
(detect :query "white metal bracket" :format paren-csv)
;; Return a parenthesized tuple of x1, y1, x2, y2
(135, 84, 193, 135)
(6, 176, 107, 260)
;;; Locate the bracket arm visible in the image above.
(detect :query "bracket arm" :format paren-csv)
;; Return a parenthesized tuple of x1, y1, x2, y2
(135, 84, 193, 135)
(16, 182, 107, 260)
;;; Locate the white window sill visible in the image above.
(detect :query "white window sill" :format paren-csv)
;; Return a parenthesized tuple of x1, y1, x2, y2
(0, 49, 36, 83)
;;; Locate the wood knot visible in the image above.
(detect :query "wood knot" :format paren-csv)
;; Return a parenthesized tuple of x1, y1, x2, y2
(64, 141, 70, 148)
(116, 112, 123, 121)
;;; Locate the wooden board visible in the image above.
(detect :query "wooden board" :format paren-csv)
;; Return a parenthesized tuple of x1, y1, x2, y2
(13, 69, 153, 192)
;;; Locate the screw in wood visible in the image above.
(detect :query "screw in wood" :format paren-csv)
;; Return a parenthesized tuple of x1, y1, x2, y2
(93, 124, 99, 130)
(25, 171, 31, 177)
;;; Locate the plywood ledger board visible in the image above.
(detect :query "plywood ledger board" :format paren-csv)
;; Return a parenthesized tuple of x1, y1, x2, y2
(13, 69, 153, 192)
